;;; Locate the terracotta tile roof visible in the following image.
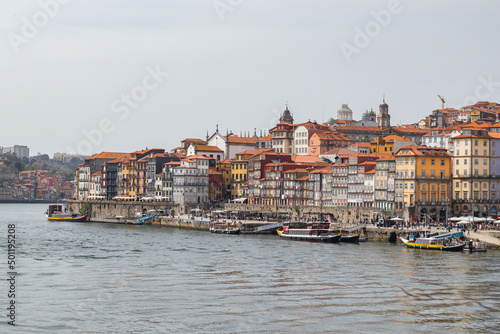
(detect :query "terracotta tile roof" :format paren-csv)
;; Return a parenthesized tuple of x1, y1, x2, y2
(86, 152, 131, 160)
(488, 132, 500, 139)
(337, 125, 381, 131)
(284, 168, 309, 174)
(256, 134, 272, 141)
(396, 145, 452, 157)
(181, 138, 205, 143)
(226, 135, 257, 144)
(91, 171, 102, 176)
(352, 142, 371, 147)
(132, 148, 164, 155)
(392, 127, 428, 134)
(376, 155, 395, 161)
(291, 155, 324, 163)
(195, 145, 223, 152)
(186, 155, 211, 159)
(383, 135, 413, 142)
(321, 147, 357, 156)
(236, 149, 272, 156)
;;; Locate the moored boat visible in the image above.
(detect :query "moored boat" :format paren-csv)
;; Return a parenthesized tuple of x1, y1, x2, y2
(45, 204, 88, 222)
(279, 222, 341, 243)
(339, 229, 361, 243)
(399, 231, 466, 251)
(210, 222, 241, 234)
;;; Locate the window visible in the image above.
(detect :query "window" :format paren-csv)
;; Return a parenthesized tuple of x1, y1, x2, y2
(440, 170, 445, 179)
(421, 170, 426, 178)
(474, 182, 479, 189)
(474, 159, 478, 165)
(431, 158, 435, 166)
(431, 170, 435, 178)
(483, 191, 487, 199)
(441, 159, 445, 166)
(410, 183, 414, 190)
(483, 150, 487, 156)
(441, 184, 445, 191)
(484, 140, 487, 146)
(422, 158, 426, 165)
(464, 159, 468, 165)
(475, 140, 478, 146)
(474, 191, 479, 199)
(456, 181, 459, 187)
(405, 158, 409, 165)
(456, 150, 460, 155)
(432, 184, 436, 191)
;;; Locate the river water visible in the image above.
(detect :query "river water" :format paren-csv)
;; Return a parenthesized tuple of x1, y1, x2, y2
(1, 203, 499, 333)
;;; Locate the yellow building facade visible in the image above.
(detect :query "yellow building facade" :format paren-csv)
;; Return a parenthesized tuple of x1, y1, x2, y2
(395, 145, 452, 222)
(452, 129, 491, 216)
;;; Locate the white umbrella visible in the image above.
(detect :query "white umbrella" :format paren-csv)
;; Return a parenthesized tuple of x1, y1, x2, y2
(391, 217, 404, 221)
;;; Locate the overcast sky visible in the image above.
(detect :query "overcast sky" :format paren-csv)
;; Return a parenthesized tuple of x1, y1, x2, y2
(2, 0, 500, 157)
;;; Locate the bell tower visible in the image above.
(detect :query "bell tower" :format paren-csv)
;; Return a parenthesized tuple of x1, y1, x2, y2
(377, 97, 391, 129)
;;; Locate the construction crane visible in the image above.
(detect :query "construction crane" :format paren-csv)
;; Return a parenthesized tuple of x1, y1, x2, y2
(438, 95, 445, 109)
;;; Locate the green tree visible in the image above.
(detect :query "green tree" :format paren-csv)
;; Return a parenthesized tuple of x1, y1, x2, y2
(14, 162, 23, 172)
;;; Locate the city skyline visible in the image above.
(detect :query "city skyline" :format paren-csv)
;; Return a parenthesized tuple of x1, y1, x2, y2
(2, 1, 500, 156)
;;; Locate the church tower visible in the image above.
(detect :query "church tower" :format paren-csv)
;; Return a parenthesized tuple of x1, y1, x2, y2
(377, 97, 391, 129)
(279, 104, 294, 124)
(337, 104, 353, 121)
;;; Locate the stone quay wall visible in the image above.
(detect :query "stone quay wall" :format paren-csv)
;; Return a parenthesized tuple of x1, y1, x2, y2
(67, 200, 178, 220)
(151, 217, 210, 231)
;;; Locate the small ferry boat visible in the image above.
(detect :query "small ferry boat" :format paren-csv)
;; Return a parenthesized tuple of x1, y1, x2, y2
(339, 229, 361, 243)
(279, 222, 341, 243)
(399, 231, 466, 251)
(209, 222, 241, 234)
(45, 204, 88, 222)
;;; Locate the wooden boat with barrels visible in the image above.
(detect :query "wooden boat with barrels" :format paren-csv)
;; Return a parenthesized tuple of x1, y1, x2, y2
(399, 231, 466, 251)
(45, 204, 88, 222)
(209, 221, 241, 234)
(278, 222, 341, 243)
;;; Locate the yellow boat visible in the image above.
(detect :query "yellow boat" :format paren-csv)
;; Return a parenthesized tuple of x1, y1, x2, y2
(399, 232, 465, 251)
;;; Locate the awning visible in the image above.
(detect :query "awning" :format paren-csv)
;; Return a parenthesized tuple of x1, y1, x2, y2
(233, 198, 247, 203)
